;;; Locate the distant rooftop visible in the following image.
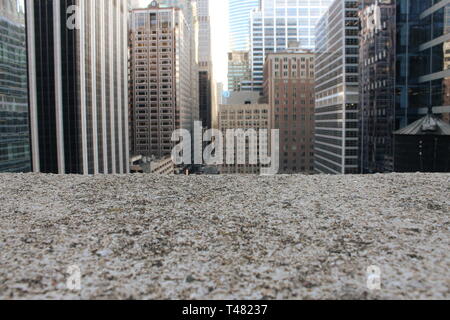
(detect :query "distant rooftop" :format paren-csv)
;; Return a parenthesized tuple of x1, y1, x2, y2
(395, 114, 450, 136)
(222, 91, 262, 105)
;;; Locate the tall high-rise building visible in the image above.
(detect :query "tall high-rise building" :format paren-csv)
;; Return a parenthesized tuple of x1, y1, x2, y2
(130, 2, 197, 158)
(159, 0, 200, 127)
(0, 0, 30, 173)
(161, 1, 211, 129)
(229, 0, 260, 51)
(359, 0, 450, 173)
(26, 0, 129, 174)
(314, 0, 360, 174)
(197, 0, 213, 129)
(264, 50, 316, 174)
(359, 0, 396, 173)
(228, 51, 252, 92)
(249, 0, 333, 91)
(228, 0, 259, 95)
(197, 0, 211, 68)
(394, 0, 450, 127)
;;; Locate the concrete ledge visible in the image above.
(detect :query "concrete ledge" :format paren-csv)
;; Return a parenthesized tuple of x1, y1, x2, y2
(0, 173, 449, 299)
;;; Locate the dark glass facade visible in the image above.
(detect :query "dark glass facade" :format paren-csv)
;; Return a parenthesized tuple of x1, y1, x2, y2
(199, 70, 212, 129)
(28, 0, 129, 174)
(359, 0, 396, 173)
(0, 0, 30, 172)
(394, 114, 450, 172)
(359, 0, 450, 173)
(395, 0, 450, 126)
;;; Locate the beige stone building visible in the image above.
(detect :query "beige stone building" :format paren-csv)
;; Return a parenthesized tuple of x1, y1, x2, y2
(218, 93, 269, 174)
(263, 50, 316, 174)
(129, 2, 198, 159)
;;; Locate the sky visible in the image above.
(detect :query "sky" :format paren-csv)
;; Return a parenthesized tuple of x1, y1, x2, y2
(138, 0, 230, 88)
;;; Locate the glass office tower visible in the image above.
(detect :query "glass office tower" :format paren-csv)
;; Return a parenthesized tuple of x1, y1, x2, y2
(229, 0, 260, 51)
(228, 0, 259, 92)
(359, 0, 396, 173)
(396, 0, 450, 126)
(0, 0, 30, 172)
(359, 0, 450, 173)
(250, 0, 333, 91)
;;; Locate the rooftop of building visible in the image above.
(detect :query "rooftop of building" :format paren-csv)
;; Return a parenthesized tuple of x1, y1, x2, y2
(131, 1, 180, 11)
(395, 114, 450, 136)
(0, 173, 449, 299)
(265, 49, 315, 56)
(221, 91, 263, 105)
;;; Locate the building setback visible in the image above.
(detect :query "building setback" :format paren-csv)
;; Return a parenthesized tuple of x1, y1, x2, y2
(130, 2, 197, 158)
(264, 51, 316, 174)
(26, 0, 129, 174)
(0, 0, 30, 173)
(314, 0, 360, 174)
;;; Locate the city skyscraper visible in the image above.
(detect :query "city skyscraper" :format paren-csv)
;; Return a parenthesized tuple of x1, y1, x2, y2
(161, 0, 212, 129)
(359, 0, 396, 173)
(197, 0, 213, 129)
(249, 0, 333, 91)
(129, 2, 197, 158)
(228, 0, 259, 94)
(314, 0, 360, 174)
(0, 0, 30, 173)
(159, 0, 200, 128)
(229, 0, 260, 51)
(359, 0, 450, 173)
(26, 0, 129, 174)
(394, 0, 450, 125)
(264, 50, 316, 174)
(197, 0, 211, 68)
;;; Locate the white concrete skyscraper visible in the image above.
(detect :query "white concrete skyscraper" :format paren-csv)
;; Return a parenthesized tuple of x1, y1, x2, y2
(249, 0, 333, 91)
(314, 0, 359, 174)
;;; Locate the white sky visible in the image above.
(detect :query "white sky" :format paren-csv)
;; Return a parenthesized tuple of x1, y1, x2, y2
(139, 0, 229, 87)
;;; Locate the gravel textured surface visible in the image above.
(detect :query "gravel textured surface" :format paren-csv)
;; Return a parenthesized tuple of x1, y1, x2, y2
(0, 173, 449, 300)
